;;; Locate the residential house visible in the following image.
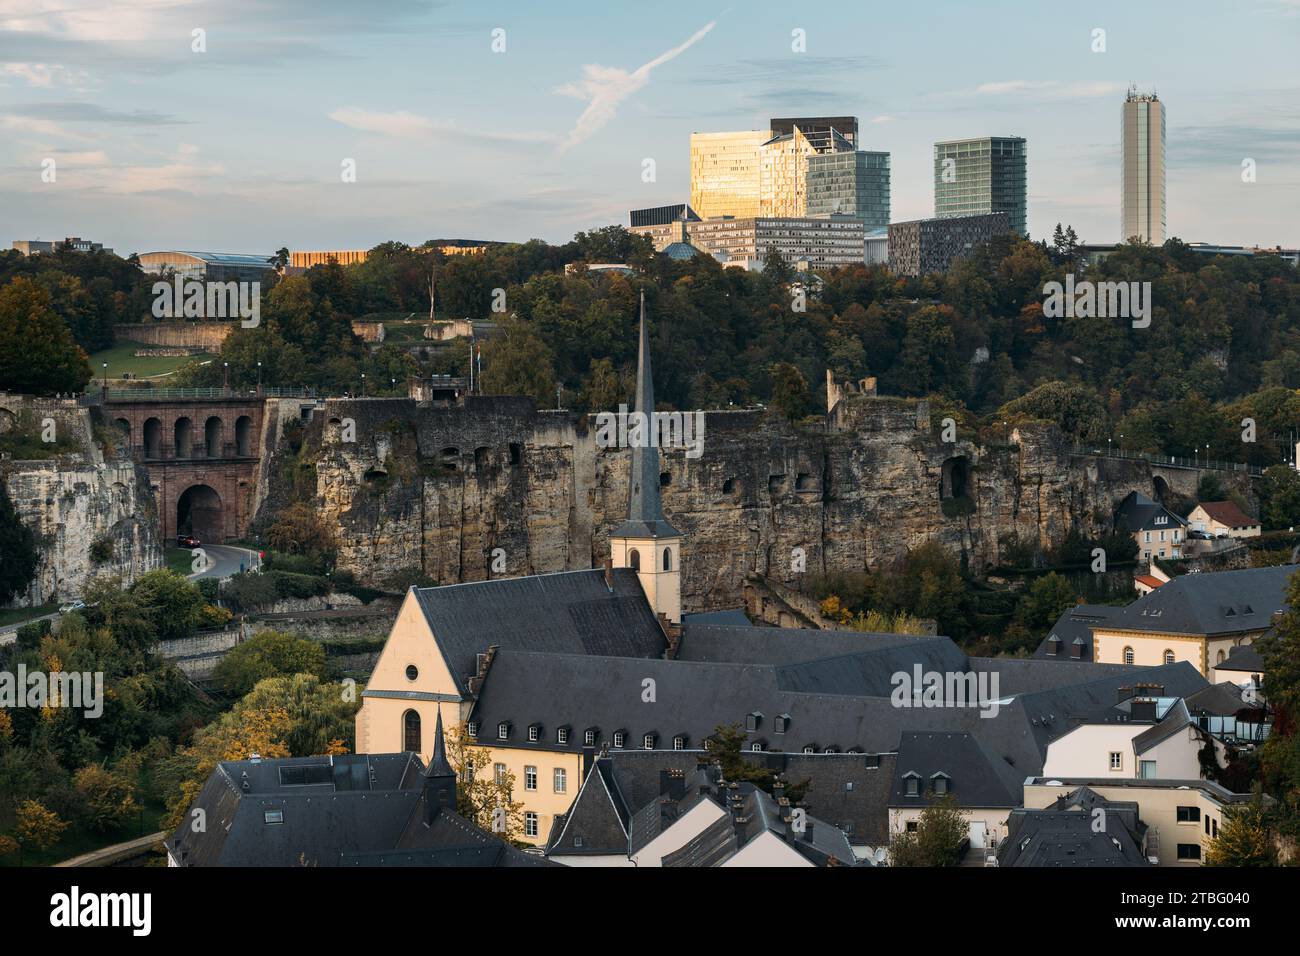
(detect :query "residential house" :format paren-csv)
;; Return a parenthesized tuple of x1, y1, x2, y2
(1114, 490, 1188, 562)
(1187, 500, 1261, 539)
(996, 786, 1150, 866)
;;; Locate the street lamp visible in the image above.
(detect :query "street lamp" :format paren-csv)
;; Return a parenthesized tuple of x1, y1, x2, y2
(101, 362, 108, 391)
(223, 361, 229, 393)
(360, 372, 366, 396)
(257, 360, 262, 393)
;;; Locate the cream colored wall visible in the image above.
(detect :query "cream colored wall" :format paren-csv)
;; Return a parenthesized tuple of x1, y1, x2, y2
(1044, 725, 1143, 778)
(355, 590, 462, 759)
(1093, 629, 1205, 674)
(1133, 527, 1182, 560)
(631, 799, 726, 867)
(552, 855, 633, 868)
(611, 535, 681, 624)
(888, 807, 1012, 854)
(725, 831, 815, 867)
(1188, 507, 1260, 539)
(1142, 727, 1211, 779)
(1023, 782, 1222, 866)
(475, 744, 586, 847)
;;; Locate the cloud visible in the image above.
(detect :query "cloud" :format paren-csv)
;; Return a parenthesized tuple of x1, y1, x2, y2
(555, 20, 715, 151)
(5, 101, 184, 124)
(947, 80, 1127, 100)
(329, 106, 557, 146)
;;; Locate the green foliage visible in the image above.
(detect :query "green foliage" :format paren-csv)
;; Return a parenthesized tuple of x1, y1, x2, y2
(1014, 572, 1079, 633)
(889, 794, 969, 866)
(769, 362, 813, 421)
(479, 317, 557, 406)
(213, 630, 328, 698)
(999, 381, 1107, 442)
(1258, 465, 1300, 531)
(0, 409, 81, 460)
(1205, 796, 1277, 866)
(89, 538, 114, 564)
(0, 277, 93, 394)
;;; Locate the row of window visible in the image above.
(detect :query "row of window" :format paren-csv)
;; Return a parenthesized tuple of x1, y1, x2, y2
(1120, 647, 1178, 665)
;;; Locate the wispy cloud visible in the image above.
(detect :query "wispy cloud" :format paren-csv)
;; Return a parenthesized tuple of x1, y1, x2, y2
(329, 106, 557, 146)
(555, 20, 715, 151)
(946, 80, 1127, 100)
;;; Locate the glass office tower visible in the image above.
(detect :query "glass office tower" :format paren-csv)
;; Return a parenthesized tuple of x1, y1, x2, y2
(933, 136, 1027, 236)
(806, 150, 891, 228)
(689, 130, 771, 220)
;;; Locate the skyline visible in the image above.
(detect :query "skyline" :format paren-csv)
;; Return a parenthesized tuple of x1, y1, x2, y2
(2, 0, 1298, 255)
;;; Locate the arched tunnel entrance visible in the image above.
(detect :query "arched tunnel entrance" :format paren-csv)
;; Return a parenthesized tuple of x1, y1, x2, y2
(177, 484, 224, 542)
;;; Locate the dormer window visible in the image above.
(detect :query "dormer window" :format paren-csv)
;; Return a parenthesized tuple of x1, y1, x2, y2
(467, 721, 478, 738)
(823, 746, 839, 754)
(750, 742, 763, 752)
(528, 724, 541, 742)
(803, 745, 816, 754)
(497, 721, 510, 740)
(557, 726, 570, 745)
(642, 733, 657, 750)
(903, 772, 921, 797)
(774, 714, 790, 734)
(1046, 634, 1060, 656)
(864, 755, 881, 769)
(673, 735, 686, 750)
(613, 731, 626, 749)
(931, 772, 950, 796)
(264, 810, 284, 825)
(745, 711, 762, 732)
(584, 728, 598, 747)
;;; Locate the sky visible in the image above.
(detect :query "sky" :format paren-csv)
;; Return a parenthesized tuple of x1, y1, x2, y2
(1, 0, 1298, 256)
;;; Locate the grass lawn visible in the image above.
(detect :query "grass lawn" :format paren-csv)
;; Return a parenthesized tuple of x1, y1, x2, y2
(88, 340, 205, 380)
(165, 547, 196, 575)
(0, 604, 57, 628)
(1, 802, 167, 868)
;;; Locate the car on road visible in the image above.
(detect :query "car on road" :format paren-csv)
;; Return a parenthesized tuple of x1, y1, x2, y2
(59, 600, 86, 614)
(177, 534, 202, 547)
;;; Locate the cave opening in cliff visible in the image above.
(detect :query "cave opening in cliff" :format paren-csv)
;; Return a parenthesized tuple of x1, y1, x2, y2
(177, 483, 223, 542)
(1152, 474, 1170, 504)
(941, 455, 970, 500)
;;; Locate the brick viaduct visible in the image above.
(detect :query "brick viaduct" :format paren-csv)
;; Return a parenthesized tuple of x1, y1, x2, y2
(104, 394, 266, 543)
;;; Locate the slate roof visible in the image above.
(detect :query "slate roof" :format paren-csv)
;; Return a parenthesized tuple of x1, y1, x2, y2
(1114, 491, 1187, 532)
(546, 759, 632, 856)
(410, 568, 668, 696)
(678, 623, 942, 666)
(1131, 698, 1195, 754)
(1184, 682, 1248, 718)
(682, 608, 752, 627)
(1214, 643, 1265, 674)
(997, 787, 1148, 867)
(1099, 565, 1295, 637)
(166, 752, 551, 867)
(1194, 500, 1258, 529)
(1033, 604, 1122, 660)
(891, 731, 1022, 809)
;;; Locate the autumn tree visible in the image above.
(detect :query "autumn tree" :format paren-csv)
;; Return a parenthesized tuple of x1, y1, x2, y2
(266, 502, 338, 557)
(15, 799, 69, 850)
(0, 276, 93, 395)
(889, 794, 969, 866)
(73, 765, 140, 832)
(443, 720, 526, 843)
(213, 629, 327, 698)
(1206, 796, 1277, 866)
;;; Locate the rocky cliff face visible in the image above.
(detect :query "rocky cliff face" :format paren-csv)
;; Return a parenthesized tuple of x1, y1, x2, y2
(1, 398, 162, 606)
(259, 393, 1204, 613)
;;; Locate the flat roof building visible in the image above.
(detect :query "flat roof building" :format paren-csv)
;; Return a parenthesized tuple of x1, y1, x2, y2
(13, 236, 113, 256)
(888, 212, 1009, 277)
(934, 136, 1027, 237)
(138, 250, 277, 283)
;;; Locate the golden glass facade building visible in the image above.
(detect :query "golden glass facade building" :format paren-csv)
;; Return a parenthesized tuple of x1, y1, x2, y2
(1122, 89, 1166, 244)
(689, 130, 770, 220)
(933, 136, 1027, 236)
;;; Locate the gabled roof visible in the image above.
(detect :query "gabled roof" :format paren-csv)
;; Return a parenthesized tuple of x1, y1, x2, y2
(410, 568, 668, 696)
(546, 758, 632, 856)
(1131, 698, 1195, 754)
(1184, 682, 1249, 718)
(1033, 604, 1122, 661)
(891, 732, 1021, 809)
(1114, 491, 1187, 532)
(997, 787, 1149, 867)
(1100, 565, 1295, 637)
(1194, 500, 1258, 528)
(678, 623, 942, 666)
(1214, 643, 1265, 674)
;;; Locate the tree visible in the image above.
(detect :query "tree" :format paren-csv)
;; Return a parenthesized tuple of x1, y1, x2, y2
(1205, 796, 1277, 866)
(479, 318, 557, 406)
(0, 483, 37, 604)
(443, 720, 526, 842)
(999, 381, 1108, 442)
(0, 277, 93, 395)
(72, 765, 140, 832)
(888, 794, 969, 866)
(266, 503, 338, 558)
(15, 799, 68, 851)
(769, 362, 812, 420)
(1014, 573, 1078, 634)
(1258, 465, 1300, 530)
(127, 569, 209, 642)
(213, 630, 327, 698)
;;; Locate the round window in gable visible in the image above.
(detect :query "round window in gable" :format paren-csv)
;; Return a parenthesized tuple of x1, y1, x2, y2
(406, 665, 419, 681)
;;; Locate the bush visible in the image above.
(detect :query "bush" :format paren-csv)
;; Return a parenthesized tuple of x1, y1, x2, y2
(15, 618, 51, 651)
(89, 538, 114, 564)
(212, 630, 327, 698)
(222, 572, 278, 612)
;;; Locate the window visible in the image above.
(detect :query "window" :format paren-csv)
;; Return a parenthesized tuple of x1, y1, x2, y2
(750, 742, 763, 752)
(774, 714, 789, 734)
(864, 755, 881, 769)
(264, 810, 284, 825)
(1123, 646, 1135, 665)
(613, 731, 626, 749)
(1204, 816, 1211, 835)
(1216, 650, 1226, 665)
(1109, 752, 1123, 771)
(1212, 819, 1218, 838)
(1176, 843, 1201, 861)
(528, 725, 540, 742)
(629, 549, 640, 571)
(467, 721, 478, 738)
(584, 729, 597, 746)
(663, 548, 672, 571)
(405, 664, 418, 681)
(642, 734, 656, 750)
(905, 821, 919, 833)
(525, 766, 537, 791)
(493, 763, 507, 786)
(673, 735, 685, 750)
(524, 812, 539, 838)
(554, 768, 567, 793)
(498, 722, 509, 740)
(557, 727, 569, 745)
(1163, 649, 1175, 665)
(745, 712, 761, 732)
(1139, 760, 1157, 779)
(1144, 532, 1151, 543)
(803, 746, 816, 754)
(904, 774, 920, 797)
(932, 774, 949, 796)
(1176, 806, 1200, 823)
(403, 710, 421, 753)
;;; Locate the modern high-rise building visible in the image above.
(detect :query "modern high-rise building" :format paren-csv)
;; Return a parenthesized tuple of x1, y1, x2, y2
(689, 130, 770, 220)
(758, 126, 826, 217)
(1121, 87, 1166, 244)
(888, 213, 1010, 277)
(933, 137, 1027, 237)
(806, 149, 891, 228)
(770, 116, 859, 149)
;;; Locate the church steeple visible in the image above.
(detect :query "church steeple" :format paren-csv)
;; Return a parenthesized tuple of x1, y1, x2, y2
(609, 291, 683, 624)
(422, 707, 457, 822)
(612, 290, 680, 539)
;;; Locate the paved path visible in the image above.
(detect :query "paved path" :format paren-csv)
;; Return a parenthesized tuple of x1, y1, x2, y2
(0, 610, 59, 646)
(54, 830, 169, 867)
(189, 543, 260, 580)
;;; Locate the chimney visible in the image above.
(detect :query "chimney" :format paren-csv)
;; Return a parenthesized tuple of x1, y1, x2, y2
(1130, 698, 1158, 722)
(658, 612, 681, 658)
(1136, 682, 1164, 698)
(603, 557, 614, 591)
(467, 644, 499, 696)
(659, 769, 686, 801)
(803, 820, 815, 843)
(772, 778, 786, 803)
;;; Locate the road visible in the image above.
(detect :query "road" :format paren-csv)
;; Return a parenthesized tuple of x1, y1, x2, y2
(0, 609, 59, 646)
(188, 544, 261, 580)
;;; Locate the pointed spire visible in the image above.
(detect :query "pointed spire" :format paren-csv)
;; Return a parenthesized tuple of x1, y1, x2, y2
(612, 291, 680, 539)
(425, 707, 454, 779)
